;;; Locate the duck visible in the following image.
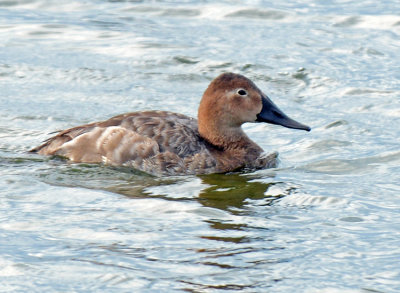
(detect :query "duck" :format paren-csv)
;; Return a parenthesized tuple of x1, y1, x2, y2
(30, 72, 310, 176)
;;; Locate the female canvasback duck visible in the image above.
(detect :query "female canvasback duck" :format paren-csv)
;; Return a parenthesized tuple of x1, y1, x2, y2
(31, 72, 310, 175)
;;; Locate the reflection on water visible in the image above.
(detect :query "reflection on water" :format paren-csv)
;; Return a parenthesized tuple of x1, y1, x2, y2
(198, 173, 279, 212)
(37, 160, 284, 214)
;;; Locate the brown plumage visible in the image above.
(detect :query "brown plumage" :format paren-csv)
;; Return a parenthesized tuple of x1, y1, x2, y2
(31, 72, 310, 175)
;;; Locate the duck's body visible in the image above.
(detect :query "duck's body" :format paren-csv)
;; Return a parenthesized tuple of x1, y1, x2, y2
(32, 110, 276, 175)
(31, 73, 310, 175)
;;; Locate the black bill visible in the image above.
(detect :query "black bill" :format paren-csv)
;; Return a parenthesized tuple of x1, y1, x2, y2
(256, 95, 311, 131)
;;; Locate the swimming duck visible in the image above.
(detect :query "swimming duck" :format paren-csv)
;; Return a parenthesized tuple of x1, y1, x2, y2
(31, 72, 310, 175)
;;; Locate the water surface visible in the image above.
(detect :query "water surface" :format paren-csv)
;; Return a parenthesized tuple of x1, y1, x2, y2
(1, 0, 400, 292)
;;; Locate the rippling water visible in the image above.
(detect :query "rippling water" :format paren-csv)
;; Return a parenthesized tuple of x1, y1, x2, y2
(1, 0, 400, 292)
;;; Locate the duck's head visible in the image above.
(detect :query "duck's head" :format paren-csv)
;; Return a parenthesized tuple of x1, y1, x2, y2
(198, 72, 310, 141)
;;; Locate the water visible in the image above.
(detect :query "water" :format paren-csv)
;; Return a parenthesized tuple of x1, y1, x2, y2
(1, 0, 400, 292)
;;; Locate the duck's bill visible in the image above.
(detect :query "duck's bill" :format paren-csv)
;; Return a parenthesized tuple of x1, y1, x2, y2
(256, 96, 311, 132)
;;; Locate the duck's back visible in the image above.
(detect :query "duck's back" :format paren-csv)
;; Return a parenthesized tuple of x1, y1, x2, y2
(31, 111, 217, 175)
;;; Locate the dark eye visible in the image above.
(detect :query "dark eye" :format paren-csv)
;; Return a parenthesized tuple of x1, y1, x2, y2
(237, 89, 247, 96)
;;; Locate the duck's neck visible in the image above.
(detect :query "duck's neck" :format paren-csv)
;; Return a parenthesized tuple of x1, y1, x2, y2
(199, 121, 259, 152)
(199, 122, 266, 173)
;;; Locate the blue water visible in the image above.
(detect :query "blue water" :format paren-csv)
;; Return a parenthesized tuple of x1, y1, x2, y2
(1, 0, 400, 292)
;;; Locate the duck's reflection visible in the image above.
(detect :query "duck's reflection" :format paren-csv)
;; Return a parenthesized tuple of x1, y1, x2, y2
(107, 170, 281, 213)
(197, 172, 277, 213)
(195, 172, 283, 243)
(39, 159, 282, 210)
(39, 162, 285, 242)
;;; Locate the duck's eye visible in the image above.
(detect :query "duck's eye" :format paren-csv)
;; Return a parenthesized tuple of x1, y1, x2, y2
(237, 89, 247, 96)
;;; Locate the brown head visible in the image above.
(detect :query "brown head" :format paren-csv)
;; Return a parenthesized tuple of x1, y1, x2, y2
(197, 72, 310, 148)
